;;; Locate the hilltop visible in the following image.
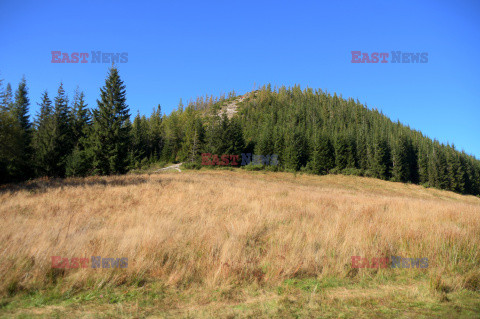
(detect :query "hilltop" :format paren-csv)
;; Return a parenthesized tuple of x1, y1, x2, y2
(163, 85, 480, 197)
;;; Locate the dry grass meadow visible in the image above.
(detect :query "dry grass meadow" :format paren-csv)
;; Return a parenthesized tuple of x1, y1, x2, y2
(1, 169, 480, 317)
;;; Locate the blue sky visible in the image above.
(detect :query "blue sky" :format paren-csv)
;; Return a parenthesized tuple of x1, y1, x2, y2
(1, 0, 479, 157)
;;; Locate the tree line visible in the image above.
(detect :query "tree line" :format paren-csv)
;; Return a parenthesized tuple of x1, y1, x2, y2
(1, 68, 479, 196)
(0, 66, 234, 182)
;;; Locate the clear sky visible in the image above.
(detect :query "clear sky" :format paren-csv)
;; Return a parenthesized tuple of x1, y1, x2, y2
(1, 0, 479, 158)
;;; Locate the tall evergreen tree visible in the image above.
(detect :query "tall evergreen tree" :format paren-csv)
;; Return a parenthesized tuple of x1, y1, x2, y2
(435, 147, 449, 189)
(2, 83, 13, 111)
(12, 77, 31, 133)
(218, 113, 231, 154)
(11, 77, 32, 178)
(131, 112, 149, 167)
(392, 135, 417, 183)
(356, 127, 369, 170)
(283, 128, 307, 171)
(161, 106, 182, 162)
(224, 116, 244, 155)
(335, 135, 356, 170)
(446, 147, 465, 193)
(255, 121, 274, 156)
(49, 83, 73, 176)
(454, 155, 466, 194)
(70, 88, 90, 147)
(65, 89, 92, 177)
(417, 142, 429, 185)
(372, 137, 391, 180)
(204, 110, 224, 155)
(272, 126, 285, 162)
(32, 91, 56, 176)
(90, 66, 131, 175)
(180, 106, 205, 163)
(0, 107, 23, 182)
(148, 104, 163, 160)
(308, 134, 335, 175)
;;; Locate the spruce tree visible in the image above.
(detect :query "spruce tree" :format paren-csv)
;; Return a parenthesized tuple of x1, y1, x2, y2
(32, 91, 56, 176)
(148, 104, 163, 161)
(91, 66, 131, 175)
(50, 83, 73, 176)
(372, 138, 391, 180)
(0, 107, 23, 182)
(272, 126, 285, 162)
(224, 116, 244, 155)
(283, 131, 299, 171)
(356, 127, 369, 170)
(180, 106, 205, 163)
(283, 128, 307, 171)
(12, 77, 31, 134)
(2, 83, 13, 111)
(417, 142, 429, 185)
(435, 148, 449, 189)
(218, 112, 230, 154)
(255, 121, 274, 156)
(427, 145, 439, 187)
(471, 160, 480, 195)
(392, 135, 416, 183)
(335, 135, 356, 170)
(204, 111, 224, 155)
(308, 134, 335, 175)
(65, 89, 92, 177)
(445, 147, 465, 193)
(161, 107, 182, 162)
(455, 155, 466, 194)
(11, 76, 32, 178)
(131, 112, 149, 167)
(70, 88, 90, 146)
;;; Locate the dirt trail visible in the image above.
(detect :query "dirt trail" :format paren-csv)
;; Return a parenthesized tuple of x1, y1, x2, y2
(155, 163, 182, 172)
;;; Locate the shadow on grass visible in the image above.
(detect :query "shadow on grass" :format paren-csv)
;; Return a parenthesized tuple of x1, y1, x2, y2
(0, 175, 168, 195)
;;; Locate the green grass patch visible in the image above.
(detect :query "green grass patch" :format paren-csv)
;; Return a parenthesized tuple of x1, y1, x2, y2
(1, 277, 480, 318)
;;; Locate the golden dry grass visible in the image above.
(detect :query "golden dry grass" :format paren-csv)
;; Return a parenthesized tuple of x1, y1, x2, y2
(0, 170, 479, 298)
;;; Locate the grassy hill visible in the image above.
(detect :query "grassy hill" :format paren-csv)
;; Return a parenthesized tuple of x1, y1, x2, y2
(1, 169, 479, 317)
